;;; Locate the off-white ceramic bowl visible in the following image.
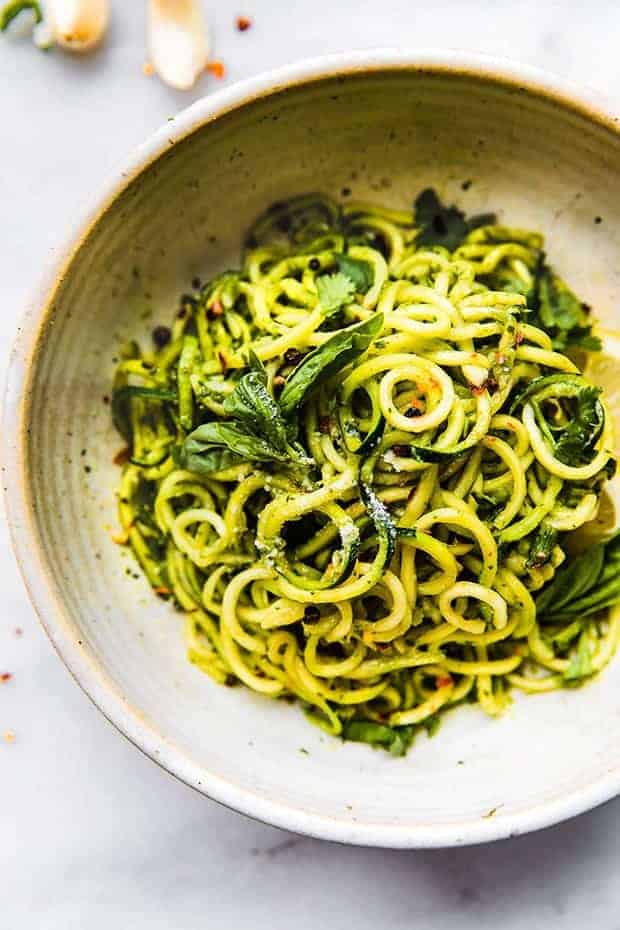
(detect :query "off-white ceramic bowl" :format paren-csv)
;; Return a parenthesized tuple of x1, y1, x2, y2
(5, 50, 620, 848)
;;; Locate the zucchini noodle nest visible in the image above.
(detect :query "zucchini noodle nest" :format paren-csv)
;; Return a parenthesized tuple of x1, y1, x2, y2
(112, 191, 619, 755)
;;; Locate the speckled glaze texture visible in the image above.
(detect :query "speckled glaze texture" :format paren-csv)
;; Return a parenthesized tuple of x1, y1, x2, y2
(4, 51, 620, 847)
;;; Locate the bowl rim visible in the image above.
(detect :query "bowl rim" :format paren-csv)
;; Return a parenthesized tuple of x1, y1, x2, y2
(4, 48, 620, 848)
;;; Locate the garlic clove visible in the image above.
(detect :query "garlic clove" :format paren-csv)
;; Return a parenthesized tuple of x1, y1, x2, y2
(47, 0, 108, 52)
(148, 0, 210, 91)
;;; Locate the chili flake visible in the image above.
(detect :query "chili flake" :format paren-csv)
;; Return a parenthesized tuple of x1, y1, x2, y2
(113, 447, 131, 467)
(206, 60, 226, 79)
(208, 299, 224, 319)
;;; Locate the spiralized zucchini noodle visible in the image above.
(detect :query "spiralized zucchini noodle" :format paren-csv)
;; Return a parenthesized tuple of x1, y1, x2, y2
(112, 191, 620, 755)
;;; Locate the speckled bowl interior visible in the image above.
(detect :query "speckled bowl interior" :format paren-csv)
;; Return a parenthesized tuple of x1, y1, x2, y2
(5, 53, 620, 847)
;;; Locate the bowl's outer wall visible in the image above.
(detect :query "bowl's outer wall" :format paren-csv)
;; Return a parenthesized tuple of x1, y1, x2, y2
(8, 61, 620, 846)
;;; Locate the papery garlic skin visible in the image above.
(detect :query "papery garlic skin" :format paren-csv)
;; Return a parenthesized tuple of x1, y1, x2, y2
(48, 0, 108, 52)
(148, 0, 210, 91)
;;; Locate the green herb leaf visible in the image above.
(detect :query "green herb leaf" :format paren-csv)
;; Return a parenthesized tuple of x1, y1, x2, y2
(553, 386, 604, 465)
(223, 370, 289, 455)
(181, 444, 244, 476)
(509, 374, 605, 467)
(182, 361, 313, 473)
(279, 314, 383, 418)
(335, 254, 374, 292)
(536, 531, 620, 622)
(183, 422, 290, 467)
(423, 714, 441, 738)
(533, 267, 600, 352)
(564, 631, 593, 682)
(0, 0, 42, 30)
(536, 542, 605, 617)
(414, 188, 497, 252)
(342, 720, 415, 756)
(315, 272, 356, 316)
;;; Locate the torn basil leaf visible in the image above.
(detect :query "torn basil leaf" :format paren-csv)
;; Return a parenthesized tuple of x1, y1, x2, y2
(279, 314, 383, 418)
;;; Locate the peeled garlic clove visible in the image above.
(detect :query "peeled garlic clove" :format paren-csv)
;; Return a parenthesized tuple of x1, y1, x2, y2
(148, 0, 210, 91)
(48, 0, 108, 52)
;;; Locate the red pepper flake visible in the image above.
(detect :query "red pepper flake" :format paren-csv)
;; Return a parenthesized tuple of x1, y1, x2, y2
(515, 328, 524, 346)
(14, 628, 23, 637)
(153, 586, 172, 596)
(206, 60, 226, 79)
(208, 299, 223, 319)
(436, 675, 453, 689)
(392, 444, 411, 457)
(218, 351, 228, 374)
(495, 352, 505, 366)
(113, 447, 131, 466)
(318, 416, 332, 434)
(236, 15, 252, 31)
(0, 673, 12, 683)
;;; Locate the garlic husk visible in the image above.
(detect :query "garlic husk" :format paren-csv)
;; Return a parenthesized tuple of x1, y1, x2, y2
(33, 1, 55, 48)
(47, 0, 108, 52)
(148, 0, 210, 91)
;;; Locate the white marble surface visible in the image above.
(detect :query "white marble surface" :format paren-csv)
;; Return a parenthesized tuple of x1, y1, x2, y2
(3, 2, 620, 926)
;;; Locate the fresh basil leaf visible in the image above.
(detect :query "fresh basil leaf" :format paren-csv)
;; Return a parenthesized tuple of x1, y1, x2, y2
(564, 632, 593, 682)
(184, 422, 290, 466)
(0, 0, 42, 30)
(335, 254, 374, 292)
(183, 358, 314, 472)
(536, 531, 620, 621)
(181, 446, 244, 475)
(414, 188, 497, 252)
(246, 349, 266, 376)
(223, 370, 289, 455)
(315, 272, 356, 316)
(536, 542, 605, 617)
(279, 314, 383, 418)
(342, 720, 415, 756)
